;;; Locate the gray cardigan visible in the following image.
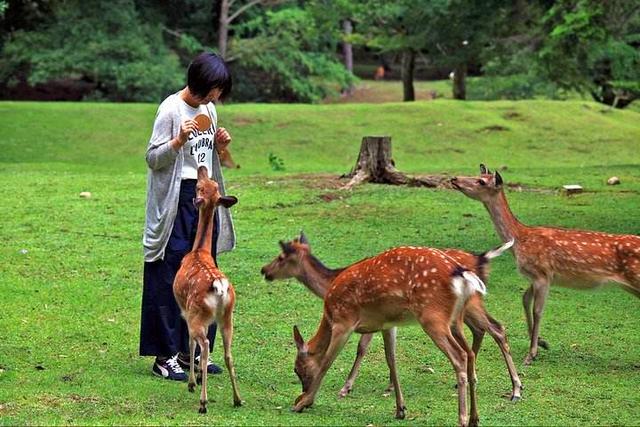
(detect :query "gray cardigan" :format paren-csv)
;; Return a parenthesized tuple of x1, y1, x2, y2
(143, 93, 235, 262)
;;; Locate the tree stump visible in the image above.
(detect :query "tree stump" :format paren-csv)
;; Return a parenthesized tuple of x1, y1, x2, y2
(341, 136, 447, 190)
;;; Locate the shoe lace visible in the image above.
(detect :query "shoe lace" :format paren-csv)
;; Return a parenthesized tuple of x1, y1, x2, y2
(167, 355, 185, 373)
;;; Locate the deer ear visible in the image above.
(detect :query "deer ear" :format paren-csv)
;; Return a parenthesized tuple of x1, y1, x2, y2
(280, 241, 295, 254)
(293, 325, 306, 351)
(299, 230, 309, 245)
(479, 164, 488, 174)
(219, 195, 238, 208)
(494, 171, 503, 187)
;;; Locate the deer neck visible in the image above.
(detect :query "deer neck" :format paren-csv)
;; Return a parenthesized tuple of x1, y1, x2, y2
(193, 205, 215, 253)
(296, 255, 342, 299)
(306, 315, 333, 362)
(483, 191, 524, 242)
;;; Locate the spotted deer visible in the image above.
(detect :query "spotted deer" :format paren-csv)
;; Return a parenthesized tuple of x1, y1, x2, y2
(288, 244, 493, 427)
(261, 232, 522, 401)
(172, 166, 242, 412)
(451, 164, 640, 365)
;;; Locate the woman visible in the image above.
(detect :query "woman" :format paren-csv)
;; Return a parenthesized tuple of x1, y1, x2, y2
(139, 52, 235, 380)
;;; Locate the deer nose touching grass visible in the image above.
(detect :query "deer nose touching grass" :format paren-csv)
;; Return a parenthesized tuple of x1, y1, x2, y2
(172, 166, 242, 413)
(261, 232, 523, 402)
(451, 164, 640, 365)
(266, 239, 509, 426)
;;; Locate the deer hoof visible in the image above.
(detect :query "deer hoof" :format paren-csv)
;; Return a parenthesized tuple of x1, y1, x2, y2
(469, 415, 480, 427)
(188, 382, 196, 393)
(338, 387, 351, 398)
(395, 406, 407, 419)
(198, 405, 207, 414)
(510, 394, 521, 403)
(234, 399, 243, 407)
(523, 354, 536, 365)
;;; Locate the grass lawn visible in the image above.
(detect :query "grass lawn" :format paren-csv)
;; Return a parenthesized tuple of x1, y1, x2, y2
(0, 98, 639, 426)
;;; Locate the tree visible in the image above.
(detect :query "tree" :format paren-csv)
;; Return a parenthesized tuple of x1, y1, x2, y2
(353, 0, 505, 101)
(1, 0, 183, 101)
(229, 6, 354, 102)
(537, 0, 640, 107)
(217, 0, 284, 58)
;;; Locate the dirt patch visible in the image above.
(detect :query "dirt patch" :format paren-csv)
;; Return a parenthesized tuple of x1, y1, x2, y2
(231, 116, 261, 127)
(478, 125, 510, 133)
(503, 111, 525, 120)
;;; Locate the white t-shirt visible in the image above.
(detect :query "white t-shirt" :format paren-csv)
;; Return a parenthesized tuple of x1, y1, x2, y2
(179, 100, 218, 179)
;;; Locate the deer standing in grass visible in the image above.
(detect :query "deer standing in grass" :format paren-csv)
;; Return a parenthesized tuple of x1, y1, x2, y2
(173, 166, 242, 413)
(452, 164, 640, 365)
(287, 243, 492, 427)
(261, 233, 522, 401)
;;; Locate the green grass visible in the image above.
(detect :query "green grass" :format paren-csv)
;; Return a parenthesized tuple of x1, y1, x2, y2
(0, 99, 639, 426)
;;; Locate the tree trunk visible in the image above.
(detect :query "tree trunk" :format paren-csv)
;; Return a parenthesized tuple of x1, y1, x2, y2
(341, 136, 446, 189)
(453, 63, 466, 100)
(401, 49, 415, 102)
(218, 0, 230, 58)
(342, 19, 354, 95)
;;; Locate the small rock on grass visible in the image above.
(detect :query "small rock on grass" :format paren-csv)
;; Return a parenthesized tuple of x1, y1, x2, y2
(607, 176, 620, 185)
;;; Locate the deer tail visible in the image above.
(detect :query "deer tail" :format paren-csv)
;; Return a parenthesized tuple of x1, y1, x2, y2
(481, 238, 515, 260)
(451, 266, 487, 298)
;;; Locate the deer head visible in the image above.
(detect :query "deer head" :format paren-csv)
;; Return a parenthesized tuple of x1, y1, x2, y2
(292, 325, 317, 398)
(450, 164, 504, 203)
(195, 166, 238, 209)
(260, 232, 310, 281)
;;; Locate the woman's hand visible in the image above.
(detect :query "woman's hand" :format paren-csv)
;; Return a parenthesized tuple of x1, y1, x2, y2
(171, 119, 198, 150)
(215, 127, 232, 150)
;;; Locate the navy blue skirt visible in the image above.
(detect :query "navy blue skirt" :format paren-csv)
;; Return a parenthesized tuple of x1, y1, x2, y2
(139, 179, 218, 357)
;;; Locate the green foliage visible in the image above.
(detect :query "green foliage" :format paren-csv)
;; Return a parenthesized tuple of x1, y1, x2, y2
(268, 152, 286, 171)
(467, 74, 560, 101)
(1, 0, 184, 102)
(537, 0, 640, 106)
(230, 7, 355, 103)
(0, 100, 639, 424)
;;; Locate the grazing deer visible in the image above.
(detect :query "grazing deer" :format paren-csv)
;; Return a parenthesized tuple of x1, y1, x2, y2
(288, 244, 492, 426)
(172, 166, 242, 412)
(451, 164, 640, 364)
(261, 233, 522, 401)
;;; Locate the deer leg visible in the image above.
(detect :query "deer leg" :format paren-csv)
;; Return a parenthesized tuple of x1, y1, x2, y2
(524, 281, 550, 365)
(188, 336, 197, 393)
(194, 332, 209, 414)
(464, 315, 485, 357)
(219, 309, 243, 407)
(292, 325, 352, 412)
(422, 320, 468, 427)
(523, 285, 549, 351)
(381, 328, 406, 419)
(485, 315, 523, 401)
(452, 320, 478, 427)
(339, 333, 374, 398)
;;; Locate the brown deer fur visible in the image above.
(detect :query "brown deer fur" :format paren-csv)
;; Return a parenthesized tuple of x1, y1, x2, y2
(451, 164, 640, 364)
(172, 166, 242, 412)
(261, 233, 522, 401)
(287, 244, 491, 426)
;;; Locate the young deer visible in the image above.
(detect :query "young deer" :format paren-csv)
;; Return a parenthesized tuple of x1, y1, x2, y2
(288, 244, 491, 426)
(452, 164, 640, 364)
(261, 233, 522, 401)
(172, 166, 242, 412)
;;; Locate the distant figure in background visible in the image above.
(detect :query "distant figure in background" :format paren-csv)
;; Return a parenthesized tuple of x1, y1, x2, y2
(139, 52, 236, 381)
(374, 65, 386, 80)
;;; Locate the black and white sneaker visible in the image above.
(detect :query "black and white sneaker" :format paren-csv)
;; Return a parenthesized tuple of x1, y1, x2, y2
(177, 353, 223, 375)
(152, 355, 188, 381)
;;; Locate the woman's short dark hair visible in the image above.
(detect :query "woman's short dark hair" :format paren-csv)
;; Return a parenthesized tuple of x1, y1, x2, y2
(187, 52, 232, 101)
